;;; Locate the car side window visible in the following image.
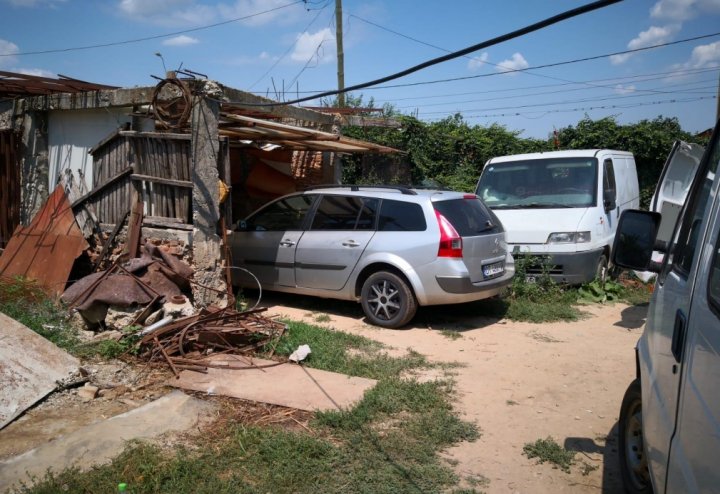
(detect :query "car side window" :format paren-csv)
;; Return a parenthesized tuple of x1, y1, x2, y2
(246, 195, 314, 231)
(669, 136, 720, 277)
(378, 200, 426, 231)
(310, 196, 378, 231)
(708, 224, 720, 315)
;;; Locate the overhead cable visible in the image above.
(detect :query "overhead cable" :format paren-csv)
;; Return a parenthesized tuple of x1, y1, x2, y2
(229, 0, 623, 106)
(0, 1, 304, 57)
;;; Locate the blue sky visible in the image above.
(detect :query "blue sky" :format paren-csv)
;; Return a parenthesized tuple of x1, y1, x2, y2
(1, 0, 719, 138)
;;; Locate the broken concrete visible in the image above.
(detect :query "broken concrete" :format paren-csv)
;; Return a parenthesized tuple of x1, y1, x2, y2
(171, 355, 376, 412)
(0, 391, 216, 492)
(0, 312, 79, 430)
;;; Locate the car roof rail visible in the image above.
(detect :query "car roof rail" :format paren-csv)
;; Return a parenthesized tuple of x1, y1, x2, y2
(304, 184, 418, 195)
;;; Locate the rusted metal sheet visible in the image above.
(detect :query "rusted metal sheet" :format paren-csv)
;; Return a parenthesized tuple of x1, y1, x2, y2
(0, 185, 88, 296)
(0, 312, 79, 429)
(0, 130, 20, 248)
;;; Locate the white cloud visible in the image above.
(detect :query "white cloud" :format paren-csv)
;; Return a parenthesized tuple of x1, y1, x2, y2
(11, 67, 56, 78)
(226, 52, 279, 66)
(610, 24, 679, 64)
(217, 0, 308, 27)
(651, 0, 720, 21)
(496, 53, 528, 75)
(0, 39, 20, 68)
(5, 0, 66, 7)
(614, 84, 637, 95)
(162, 35, 199, 46)
(682, 41, 720, 68)
(467, 52, 489, 71)
(290, 28, 335, 64)
(118, 0, 216, 26)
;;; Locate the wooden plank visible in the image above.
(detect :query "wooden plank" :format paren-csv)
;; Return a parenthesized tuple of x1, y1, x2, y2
(126, 194, 144, 258)
(71, 166, 132, 209)
(94, 210, 129, 270)
(131, 174, 193, 188)
(143, 216, 193, 231)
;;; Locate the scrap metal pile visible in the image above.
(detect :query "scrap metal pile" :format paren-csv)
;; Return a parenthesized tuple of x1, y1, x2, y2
(139, 307, 286, 377)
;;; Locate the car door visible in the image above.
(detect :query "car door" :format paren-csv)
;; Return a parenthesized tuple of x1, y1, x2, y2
(295, 195, 378, 290)
(639, 132, 719, 493)
(230, 194, 315, 288)
(664, 133, 720, 493)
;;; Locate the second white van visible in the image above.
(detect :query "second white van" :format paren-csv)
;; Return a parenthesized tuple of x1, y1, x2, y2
(475, 149, 640, 284)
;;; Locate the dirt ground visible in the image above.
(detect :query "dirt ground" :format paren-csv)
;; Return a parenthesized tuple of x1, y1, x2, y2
(1, 293, 647, 493)
(262, 293, 647, 494)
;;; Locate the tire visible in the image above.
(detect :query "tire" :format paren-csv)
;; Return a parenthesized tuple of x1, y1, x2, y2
(596, 254, 608, 283)
(360, 271, 417, 328)
(618, 379, 653, 494)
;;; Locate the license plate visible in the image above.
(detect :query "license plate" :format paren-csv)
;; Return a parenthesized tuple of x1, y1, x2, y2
(483, 261, 504, 278)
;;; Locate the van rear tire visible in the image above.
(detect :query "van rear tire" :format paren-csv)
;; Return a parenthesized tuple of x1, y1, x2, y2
(618, 379, 653, 494)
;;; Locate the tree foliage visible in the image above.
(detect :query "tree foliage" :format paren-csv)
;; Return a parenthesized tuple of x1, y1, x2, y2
(341, 113, 707, 206)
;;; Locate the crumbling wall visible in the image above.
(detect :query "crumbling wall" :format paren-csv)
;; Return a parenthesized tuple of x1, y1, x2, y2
(19, 111, 49, 224)
(0, 101, 12, 129)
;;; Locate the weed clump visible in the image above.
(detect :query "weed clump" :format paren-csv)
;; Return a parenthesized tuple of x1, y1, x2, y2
(523, 437, 576, 473)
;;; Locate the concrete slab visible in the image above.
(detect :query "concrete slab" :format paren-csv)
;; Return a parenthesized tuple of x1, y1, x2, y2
(0, 312, 79, 429)
(170, 355, 376, 412)
(0, 390, 215, 492)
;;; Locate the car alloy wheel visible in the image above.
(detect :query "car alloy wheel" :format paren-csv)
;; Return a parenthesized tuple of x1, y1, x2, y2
(361, 271, 417, 328)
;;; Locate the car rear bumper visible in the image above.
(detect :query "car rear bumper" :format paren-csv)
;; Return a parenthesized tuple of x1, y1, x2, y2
(432, 266, 515, 304)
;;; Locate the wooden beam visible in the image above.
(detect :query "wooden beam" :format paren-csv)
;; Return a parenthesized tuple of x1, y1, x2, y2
(131, 174, 193, 188)
(71, 166, 133, 209)
(220, 86, 334, 125)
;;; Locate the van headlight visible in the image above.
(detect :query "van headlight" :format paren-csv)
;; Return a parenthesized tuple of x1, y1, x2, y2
(547, 231, 591, 244)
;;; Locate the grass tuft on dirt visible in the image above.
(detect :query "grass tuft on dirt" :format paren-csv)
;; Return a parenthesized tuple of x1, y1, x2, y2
(22, 320, 481, 494)
(523, 436, 576, 473)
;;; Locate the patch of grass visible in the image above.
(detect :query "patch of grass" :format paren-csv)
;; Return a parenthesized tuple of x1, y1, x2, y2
(504, 255, 584, 323)
(579, 460, 599, 476)
(0, 277, 81, 353)
(314, 313, 332, 323)
(268, 320, 430, 380)
(440, 329, 463, 340)
(577, 279, 624, 304)
(523, 437, 576, 473)
(25, 321, 480, 494)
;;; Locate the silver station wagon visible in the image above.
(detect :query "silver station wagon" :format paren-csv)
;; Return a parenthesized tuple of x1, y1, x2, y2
(230, 185, 515, 328)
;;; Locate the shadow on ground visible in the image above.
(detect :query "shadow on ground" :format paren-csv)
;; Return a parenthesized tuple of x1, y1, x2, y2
(614, 303, 649, 330)
(565, 421, 624, 493)
(247, 289, 507, 332)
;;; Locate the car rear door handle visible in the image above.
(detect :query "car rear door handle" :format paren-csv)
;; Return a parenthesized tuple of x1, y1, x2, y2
(342, 240, 360, 247)
(279, 239, 296, 247)
(671, 309, 687, 363)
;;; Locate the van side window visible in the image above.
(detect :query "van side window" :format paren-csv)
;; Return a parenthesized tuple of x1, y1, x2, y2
(670, 134, 720, 277)
(603, 159, 616, 194)
(709, 226, 720, 314)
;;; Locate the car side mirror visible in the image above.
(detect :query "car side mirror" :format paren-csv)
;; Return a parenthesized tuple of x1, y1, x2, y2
(612, 209, 662, 272)
(234, 220, 248, 231)
(603, 189, 616, 212)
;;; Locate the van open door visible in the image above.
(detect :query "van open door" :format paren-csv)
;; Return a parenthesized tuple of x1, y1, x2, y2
(650, 140, 704, 244)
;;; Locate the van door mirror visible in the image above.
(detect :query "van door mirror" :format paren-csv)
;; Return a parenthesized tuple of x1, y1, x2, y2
(603, 189, 617, 212)
(612, 209, 662, 272)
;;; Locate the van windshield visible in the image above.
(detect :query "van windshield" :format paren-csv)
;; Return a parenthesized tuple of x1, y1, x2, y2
(476, 157, 598, 209)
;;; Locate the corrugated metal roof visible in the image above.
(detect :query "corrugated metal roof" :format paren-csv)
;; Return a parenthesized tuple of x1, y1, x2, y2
(0, 71, 116, 97)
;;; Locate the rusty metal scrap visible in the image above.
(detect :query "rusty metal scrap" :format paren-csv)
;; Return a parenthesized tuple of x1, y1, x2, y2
(139, 307, 286, 378)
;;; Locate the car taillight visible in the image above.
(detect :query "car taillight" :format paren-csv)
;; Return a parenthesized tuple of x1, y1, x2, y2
(435, 210, 463, 258)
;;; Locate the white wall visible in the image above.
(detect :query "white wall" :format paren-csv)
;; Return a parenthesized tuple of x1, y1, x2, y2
(48, 108, 133, 191)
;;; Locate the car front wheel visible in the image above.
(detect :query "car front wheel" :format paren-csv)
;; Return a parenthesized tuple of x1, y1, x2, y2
(619, 379, 653, 494)
(360, 271, 417, 328)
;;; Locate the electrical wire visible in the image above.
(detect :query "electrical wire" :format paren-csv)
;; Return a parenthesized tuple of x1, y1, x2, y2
(448, 95, 716, 120)
(248, 0, 331, 90)
(284, 6, 337, 94)
(227, 0, 623, 106)
(1, 0, 305, 57)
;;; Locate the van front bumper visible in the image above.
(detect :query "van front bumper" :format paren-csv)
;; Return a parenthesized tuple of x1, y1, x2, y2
(517, 247, 604, 285)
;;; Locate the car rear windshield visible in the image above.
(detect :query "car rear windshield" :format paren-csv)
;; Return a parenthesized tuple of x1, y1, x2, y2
(433, 198, 503, 236)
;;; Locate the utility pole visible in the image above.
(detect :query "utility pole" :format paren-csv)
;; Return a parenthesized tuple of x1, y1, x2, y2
(335, 0, 345, 107)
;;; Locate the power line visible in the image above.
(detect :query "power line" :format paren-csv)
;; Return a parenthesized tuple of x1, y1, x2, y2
(248, 1, 331, 90)
(0, 1, 304, 57)
(394, 77, 719, 110)
(454, 95, 716, 120)
(284, 6, 337, 93)
(367, 67, 720, 103)
(417, 84, 718, 116)
(228, 0, 623, 106)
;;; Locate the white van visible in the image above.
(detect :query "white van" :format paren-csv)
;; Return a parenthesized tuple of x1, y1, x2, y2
(475, 149, 639, 284)
(612, 121, 720, 493)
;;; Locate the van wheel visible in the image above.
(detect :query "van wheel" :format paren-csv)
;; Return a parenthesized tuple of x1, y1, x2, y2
(361, 271, 417, 328)
(619, 379, 653, 493)
(596, 255, 608, 283)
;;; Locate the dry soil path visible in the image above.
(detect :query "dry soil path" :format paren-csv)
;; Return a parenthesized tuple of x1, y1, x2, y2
(264, 294, 647, 494)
